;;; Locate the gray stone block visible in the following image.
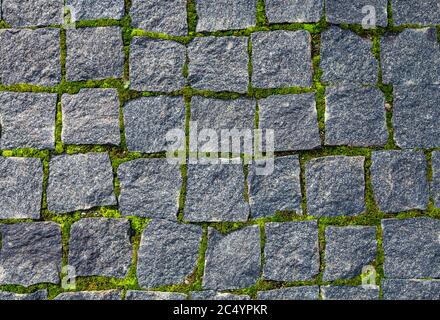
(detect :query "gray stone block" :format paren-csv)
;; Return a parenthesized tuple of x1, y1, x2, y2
(321, 285, 379, 300)
(433, 151, 440, 209)
(190, 291, 250, 300)
(2, 0, 63, 27)
(54, 290, 122, 300)
(325, 0, 388, 26)
(66, 0, 125, 20)
(257, 286, 319, 300)
(0, 290, 48, 300)
(265, 0, 323, 23)
(126, 291, 187, 300)
(382, 279, 440, 300)
(392, 0, 440, 26)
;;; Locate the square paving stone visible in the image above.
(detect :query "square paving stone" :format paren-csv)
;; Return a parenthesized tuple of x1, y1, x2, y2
(381, 28, 440, 85)
(265, 0, 323, 23)
(393, 85, 440, 149)
(321, 286, 379, 300)
(130, 0, 187, 36)
(320, 27, 379, 85)
(66, 0, 125, 20)
(0, 29, 61, 86)
(382, 218, 440, 279)
(248, 156, 302, 218)
(306, 156, 366, 217)
(47, 153, 117, 213)
(195, 0, 257, 32)
(61, 89, 121, 146)
(137, 219, 202, 288)
(118, 159, 182, 220)
(203, 226, 260, 290)
(66, 27, 124, 82)
(392, 0, 440, 26)
(371, 151, 429, 213)
(124, 96, 186, 153)
(0, 92, 57, 150)
(0, 157, 43, 219)
(0, 290, 48, 301)
(54, 290, 122, 300)
(325, 0, 388, 26)
(323, 226, 377, 281)
(0, 222, 62, 286)
(2, 0, 64, 27)
(126, 291, 187, 300)
(433, 151, 440, 209)
(130, 37, 186, 92)
(188, 37, 249, 93)
(257, 286, 319, 300)
(263, 221, 320, 282)
(190, 291, 250, 300)
(325, 86, 388, 147)
(251, 31, 313, 88)
(68, 218, 132, 278)
(184, 162, 249, 222)
(382, 280, 440, 300)
(258, 93, 321, 152)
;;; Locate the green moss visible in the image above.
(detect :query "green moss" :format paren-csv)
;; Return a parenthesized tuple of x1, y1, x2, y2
(256, 0, 268, 27)
(187, 0, 198, 35)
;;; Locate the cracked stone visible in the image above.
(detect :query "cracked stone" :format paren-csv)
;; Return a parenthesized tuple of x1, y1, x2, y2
(54, 290, 122, 300)
(2, 0, 63, 27)
(0, 290, 48, 301)
(382, 279, 440, 300)
(137, 219, 202, 288)
(66, 0, 125, 20)
(433, 151, 440, 209)
(325, 0, 388, 26)
(190, 291, 250, 300)
(126, 291, 187, 300)
(321, 286, 380, 300)
(47, 153, 117, 213)
(392, 0, 440, 26)
(265, 0, 323, 23)
(257, 286, 319, 300)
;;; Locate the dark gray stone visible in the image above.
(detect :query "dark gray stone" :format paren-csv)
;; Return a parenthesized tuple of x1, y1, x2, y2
(195, 0, 257, 32)
(68, 218, 132, 278)
(0, 222, 62, 286)
(203, 226, 260, 290)
(190, 291, 250, 300)
(0, 157, 43, 219)
(123, 96, 186, 153)
(0, 29, 61, 86)
(258, 93, 321, 152)
(263, 221, 320, 282)
(61, 89, 121, 146)
(323, 226, 377, 281)
(251, 31, 313, 88)
(188, 37, 249, 93)
(325, 86, 387, 147)
(382, 218, 440, 278)
(306, 156, 366, 217)
(126, 291, 187, 300)
(2, 0, 63, 27)
(382, 279, 440, 300)
(0, 290, 48, 300)
(137, 220, 202, 288)
(257, 286, 319, 300)
(265, 0, 323, 23)
(371, 151, 429, 213)
(47, 153, 117, 213)
(54, 290, 122, 300)
(325, 0, 388, 26)
(392, 0, 440, 26)
(248, 156, 302, 218)
(393, 85, 440, 149)
(130, 0, 187, 36)
(321, 286, 379, 300)
(130, 37, 186, 92)
(66, 27, 124, 81)
(381, 28, 440, 85)
(0, 92, 57, 150)
(118, 159, 182, 220)
(320, 27, 379, 85)
(66, 0, 125, 20)
(433, 151, 440, 209)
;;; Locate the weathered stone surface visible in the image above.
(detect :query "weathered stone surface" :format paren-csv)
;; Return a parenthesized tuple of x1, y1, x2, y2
(382, 279, 440, 300)
(248, 156, 302, 218)
(66, 27, 124, 81)
(126, 291, 187, 300)
(68, 218, 132, 278)
(321, 286, 380, 300)
(382, 218, 440, 278)
(381, 28, 440, 85)
(265, 0, 323, 23)
(257, 286, 319, 300)
(47, 153, 117, 213)
(67, 0, 125, 20)
(130, 0, 187, 36)
(251, 31, 313, 88)
(258, 93, 321, 152)
(0, 157, 43, 219)
(137, 220, 202, 288)
(306, 156, 366, 217)
(118, 159, 182, 220)
(393, 85, 440, 149)
(203, 226, 260, 290)
(320, 27, 379, 85)
(190, 291, 250, 300)
(195, 0, 257, 32)
(392, 0, 440, 26)
(185, 162, 249, 222)
(188, 37, 249, 93)
(371, 151, 429, 213)
(263, 221, 320, 282)
(0, 290, 48, 301)
(0, 222, 62, 286)
(130, 37, 186, 92)
(54, 290, 122, 300)
(433, 151, 440, 209)
(2, 0, 63, 27)
(0, 29, 61, 86)
(326, 0, 388, 26)
(325, 86, 387, 147)
(62, 89, 121, 146)
(323, 226, 377, 281)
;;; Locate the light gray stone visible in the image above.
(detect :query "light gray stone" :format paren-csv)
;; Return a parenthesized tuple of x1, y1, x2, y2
(382, 279, 440, 300)
(257, 286, 319, 300)
(433, 151, 440, 209)
(54, 290, 122, 300)
(203, 226, 260, 290)
(126, 291, 187, 300)
(263, 221, 320, 282)
(2, 0, 63, 27)
(392, 0, 440, 26)
(118, 159, 182, 220)
(0, 290, 48, 300)
(321, 286, 379, 300)
(47, 153, 117, 213)
(251, 30, 313, 88)
(137, 220, 202, 288)
(0, 222, 62, 286)
(325, 0, 388, 26)
(265, 0, 323, 23)
(306, 156, 366, 217)
(190, 291, 250, 300)
(371, 151, 429, 213)
(66, 0, 125, 20)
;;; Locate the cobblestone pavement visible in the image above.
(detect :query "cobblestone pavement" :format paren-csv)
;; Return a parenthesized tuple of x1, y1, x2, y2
(0, 0, 439, 301)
